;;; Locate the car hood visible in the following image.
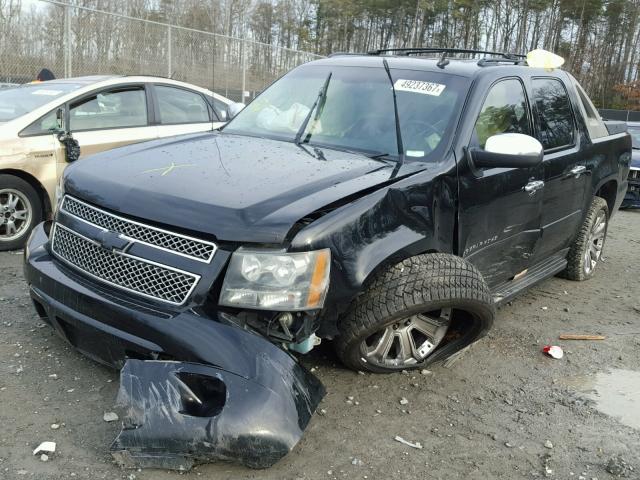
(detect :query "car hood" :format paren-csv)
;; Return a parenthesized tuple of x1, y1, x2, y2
(632, 149, 640, 168)
(64, 132, 426, 243)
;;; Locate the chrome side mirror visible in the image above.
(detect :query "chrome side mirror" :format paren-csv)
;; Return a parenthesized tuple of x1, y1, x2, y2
(470, 133, 544, 169)
(226, 102, 245, 120)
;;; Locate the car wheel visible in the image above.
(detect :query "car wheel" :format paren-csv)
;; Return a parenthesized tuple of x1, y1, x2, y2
(562, 196, 609, 281)
(335, 253, 494, 373)
(0, 175, 43, 251)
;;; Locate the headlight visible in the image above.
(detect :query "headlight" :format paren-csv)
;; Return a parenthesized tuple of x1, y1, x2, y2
(219, 248, 330, 311)
(54, 176, 65, 213)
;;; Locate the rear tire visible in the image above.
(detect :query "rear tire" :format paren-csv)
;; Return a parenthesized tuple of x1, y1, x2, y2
(335, 253, 494, 373)
(0, 174, 43, 251)
(562, 196, 608, 281)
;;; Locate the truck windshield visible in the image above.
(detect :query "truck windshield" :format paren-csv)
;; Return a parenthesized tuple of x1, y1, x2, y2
(629, 126, 640, 149)
(224, 64, 468, 160)
(0, 83, 82, 122)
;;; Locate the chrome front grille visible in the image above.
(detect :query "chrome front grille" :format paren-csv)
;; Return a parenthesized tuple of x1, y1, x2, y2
(630, 169, 640, 181)
(61, 196, 216, 262)
(51, 223, 200, 305)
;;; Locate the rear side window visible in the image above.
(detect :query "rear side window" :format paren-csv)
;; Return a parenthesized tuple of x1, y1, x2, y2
(155, 86, 210, 124)
(532, 78, 575, 150)
(571, 77, 608, 140)
(473, 78, 531, 148)
(70, 88, 147, 131)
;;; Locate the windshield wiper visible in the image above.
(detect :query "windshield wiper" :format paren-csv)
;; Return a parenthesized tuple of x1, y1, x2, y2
(382, 58, 405, 168)
(294, 72, 332, 145)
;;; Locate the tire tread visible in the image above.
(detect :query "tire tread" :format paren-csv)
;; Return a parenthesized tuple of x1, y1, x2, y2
(335, 253, 494, 372)
(561, 196, 608, 281)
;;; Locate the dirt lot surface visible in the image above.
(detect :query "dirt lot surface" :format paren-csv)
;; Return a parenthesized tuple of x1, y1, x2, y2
(1, 211, 639, 480)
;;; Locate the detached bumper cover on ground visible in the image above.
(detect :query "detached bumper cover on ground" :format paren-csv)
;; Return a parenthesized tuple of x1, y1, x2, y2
(24, 222, 325, 469)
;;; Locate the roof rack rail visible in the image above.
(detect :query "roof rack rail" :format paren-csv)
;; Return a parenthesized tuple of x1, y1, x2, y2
(368, 47, 526, 59)
(477, 56, 527, 67)
(327, 52, 368, 58)
(368, 47, 526, 68)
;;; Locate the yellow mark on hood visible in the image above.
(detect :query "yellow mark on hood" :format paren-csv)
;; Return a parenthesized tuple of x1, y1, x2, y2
(142, 162, 196, 177)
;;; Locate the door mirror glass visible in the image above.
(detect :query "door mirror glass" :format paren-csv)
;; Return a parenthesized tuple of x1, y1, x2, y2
(471, 133, 543, 169)
(226, 102, 245, 120)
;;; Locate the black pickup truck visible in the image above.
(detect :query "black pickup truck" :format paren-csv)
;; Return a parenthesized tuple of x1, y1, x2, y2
(24, 49, 631, 469)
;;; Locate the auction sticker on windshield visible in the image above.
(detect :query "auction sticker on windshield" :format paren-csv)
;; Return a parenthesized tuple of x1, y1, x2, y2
(394, 79, 446, 96)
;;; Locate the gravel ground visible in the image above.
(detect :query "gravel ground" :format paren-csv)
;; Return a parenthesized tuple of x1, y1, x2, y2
(1, 211, 639, 480)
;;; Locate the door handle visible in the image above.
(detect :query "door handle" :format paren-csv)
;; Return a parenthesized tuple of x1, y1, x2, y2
(569, 165, 587, 177)
(524, 180, 545, 195)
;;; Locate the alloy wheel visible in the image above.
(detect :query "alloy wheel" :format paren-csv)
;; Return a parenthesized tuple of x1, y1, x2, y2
(583, 210, 606, 275)
(0, 189, 32, 242)
(360, 308, 451, 368)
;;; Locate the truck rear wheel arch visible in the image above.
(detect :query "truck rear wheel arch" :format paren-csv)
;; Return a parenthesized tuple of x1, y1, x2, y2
(594, 179, 617, 215)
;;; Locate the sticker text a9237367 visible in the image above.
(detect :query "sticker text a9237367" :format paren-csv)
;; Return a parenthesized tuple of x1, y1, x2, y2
(394, 79, 446, 96)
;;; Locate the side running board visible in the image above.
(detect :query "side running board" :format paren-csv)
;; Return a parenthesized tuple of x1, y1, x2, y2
(492, 252, 568, 306)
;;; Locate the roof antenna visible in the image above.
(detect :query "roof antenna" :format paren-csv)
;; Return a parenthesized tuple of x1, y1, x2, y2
(437, 52, 449, 69)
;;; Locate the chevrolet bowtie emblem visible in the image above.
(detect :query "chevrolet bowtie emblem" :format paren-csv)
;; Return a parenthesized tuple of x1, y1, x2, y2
(98, 230, 131, 252)
(142, 162, 196, 176)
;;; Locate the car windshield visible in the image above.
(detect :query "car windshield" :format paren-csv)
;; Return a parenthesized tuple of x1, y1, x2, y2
(0, 83, 82, 122)
(629, 126, 640, 149)
(224, 64, 468, 160)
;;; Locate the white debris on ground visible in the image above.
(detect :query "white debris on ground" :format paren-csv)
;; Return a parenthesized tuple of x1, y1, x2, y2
(394, 435, 422, 449)
(33, 441, 56, 456)
(103, 411, 119, 422)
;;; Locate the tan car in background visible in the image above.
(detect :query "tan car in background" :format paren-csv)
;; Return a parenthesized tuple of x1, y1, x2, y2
(0, 75, 232, 249)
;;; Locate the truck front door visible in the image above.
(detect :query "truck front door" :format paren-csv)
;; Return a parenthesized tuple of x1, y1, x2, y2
(458, 77, 544, 287)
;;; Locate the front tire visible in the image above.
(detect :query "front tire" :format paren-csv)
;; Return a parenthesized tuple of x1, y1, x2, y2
(335, 253, 494, 373)
(562, 196, 608, 281)
(0, 175, 43, 251)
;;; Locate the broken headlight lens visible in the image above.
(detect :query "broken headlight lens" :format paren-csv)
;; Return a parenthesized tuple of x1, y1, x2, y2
(219, 248, 330, 311)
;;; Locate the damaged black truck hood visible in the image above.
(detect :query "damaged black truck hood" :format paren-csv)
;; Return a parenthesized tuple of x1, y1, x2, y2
(64, 132, 419, 243)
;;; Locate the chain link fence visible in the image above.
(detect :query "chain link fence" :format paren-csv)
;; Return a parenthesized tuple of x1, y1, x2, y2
(0, 0, 322, 101)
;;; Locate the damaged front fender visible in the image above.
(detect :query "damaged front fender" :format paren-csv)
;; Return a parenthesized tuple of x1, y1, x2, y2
(111, 359, 325, 470)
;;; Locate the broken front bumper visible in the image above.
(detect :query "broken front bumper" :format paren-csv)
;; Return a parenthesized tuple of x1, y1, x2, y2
(24, 222, 325, 469)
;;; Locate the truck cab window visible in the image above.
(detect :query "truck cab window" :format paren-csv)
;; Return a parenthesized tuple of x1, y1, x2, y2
(532, 78, 575, 150)
(473, 79, 531, 148)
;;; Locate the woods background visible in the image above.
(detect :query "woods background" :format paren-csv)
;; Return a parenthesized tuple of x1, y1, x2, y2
(1, 0, 640, 108)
